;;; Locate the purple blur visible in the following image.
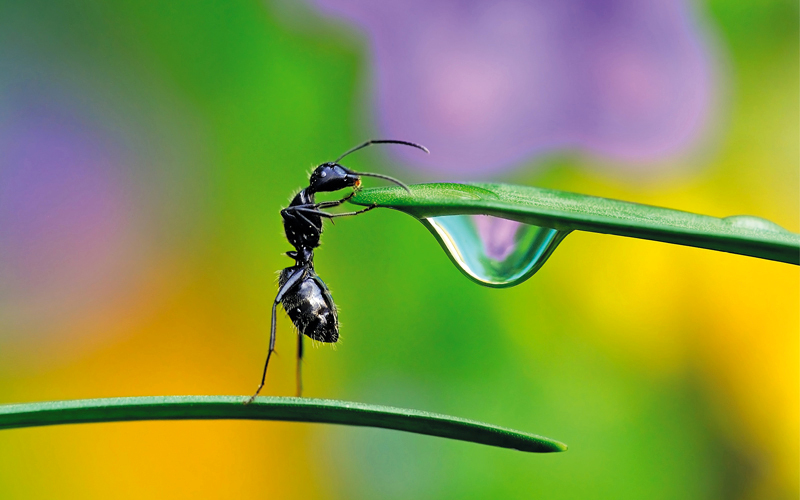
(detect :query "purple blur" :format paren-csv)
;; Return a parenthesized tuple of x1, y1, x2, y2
(311, 0, 715, 175)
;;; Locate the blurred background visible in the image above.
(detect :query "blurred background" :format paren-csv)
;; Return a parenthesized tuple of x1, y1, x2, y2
(0, 0, 796, 498)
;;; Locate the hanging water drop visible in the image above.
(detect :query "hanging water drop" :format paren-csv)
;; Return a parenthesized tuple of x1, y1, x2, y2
(421, 214, 570, 287)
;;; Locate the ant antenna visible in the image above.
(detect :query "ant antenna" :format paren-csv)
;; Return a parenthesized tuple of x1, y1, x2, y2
(334, 139, 429, 163)
(353, 171, 412, 193)
(335, 139, 429, 193)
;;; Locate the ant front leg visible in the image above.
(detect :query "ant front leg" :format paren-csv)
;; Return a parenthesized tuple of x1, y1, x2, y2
(312, 190, 357, 210)
(245, 267, 307, 404)
(283, 190, 357, 217)
(324, 203, 378, 218)
(291, 203, 378, 220)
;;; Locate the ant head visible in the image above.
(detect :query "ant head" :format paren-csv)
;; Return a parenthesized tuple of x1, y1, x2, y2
(307, 162, 361, 194)
(307, 140, 428, 194)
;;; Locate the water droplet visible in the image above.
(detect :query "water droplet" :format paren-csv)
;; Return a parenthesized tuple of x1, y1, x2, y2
(723, 215, 788, 233)
(421, 214, 569, 287)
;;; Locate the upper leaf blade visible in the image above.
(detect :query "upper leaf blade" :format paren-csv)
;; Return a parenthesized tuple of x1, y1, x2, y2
(350, 183, 799, 265)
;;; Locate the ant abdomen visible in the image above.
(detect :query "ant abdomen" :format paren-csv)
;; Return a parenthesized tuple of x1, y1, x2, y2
(279, 266, 339, 343)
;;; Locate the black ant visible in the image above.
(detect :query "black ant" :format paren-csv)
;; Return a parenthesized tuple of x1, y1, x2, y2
(245, 140, 428, 403)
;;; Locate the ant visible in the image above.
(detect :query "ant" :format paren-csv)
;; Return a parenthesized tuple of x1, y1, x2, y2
(245, 140, 429, 403)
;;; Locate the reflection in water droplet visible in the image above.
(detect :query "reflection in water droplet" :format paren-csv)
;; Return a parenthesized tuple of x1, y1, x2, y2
(422, 215, 569, 287)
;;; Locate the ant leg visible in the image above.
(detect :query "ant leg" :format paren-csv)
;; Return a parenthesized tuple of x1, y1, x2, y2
(323, 204, 378, 218)
(282, 190, 357, 228)
(312, 190, 357, 209)
(283, 190, 356, 215)
(311, 194, 355, 225)
(284, 197, 371, 229)
(296, 333, 304, 397)
(281, 208, 322, 233)
(295, 211, 323, 232)
(245, 268, 306, 404)
(292, 204, 378, 219)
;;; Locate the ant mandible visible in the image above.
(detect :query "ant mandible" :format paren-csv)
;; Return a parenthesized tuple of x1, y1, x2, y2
(245, 140, 429, 403)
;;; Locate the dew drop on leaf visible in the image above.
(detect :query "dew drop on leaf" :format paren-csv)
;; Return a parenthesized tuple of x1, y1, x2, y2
(722, 215, 789, 233)
(422, 214, 569, 287)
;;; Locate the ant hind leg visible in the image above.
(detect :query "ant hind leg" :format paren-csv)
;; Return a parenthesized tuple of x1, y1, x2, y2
(245, 267, 306, 404)
(296, 333, 304, 397)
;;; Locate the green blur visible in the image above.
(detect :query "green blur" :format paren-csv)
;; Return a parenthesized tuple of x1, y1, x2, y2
(0, 1, 796, 499)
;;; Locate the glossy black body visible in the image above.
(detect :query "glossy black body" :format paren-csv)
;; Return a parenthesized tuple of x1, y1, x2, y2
(279, 266, 338, 343)
(281, 162, 363, 251)
(246, 140, 426, 403)
(283, 189, 322, 250)
(277, 163, 360, 345)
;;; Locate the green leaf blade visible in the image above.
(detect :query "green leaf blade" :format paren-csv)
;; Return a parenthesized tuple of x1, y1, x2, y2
(0, 396, 566, 453)
(350, 183, 800, 265)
